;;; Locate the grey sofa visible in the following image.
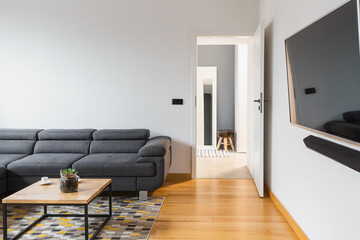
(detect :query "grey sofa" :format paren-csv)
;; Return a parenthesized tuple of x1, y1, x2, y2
(324, 111, 360, 142)
(0, 128, 171, 199)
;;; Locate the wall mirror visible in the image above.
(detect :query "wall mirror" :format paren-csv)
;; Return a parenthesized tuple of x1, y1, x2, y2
(285, 0, 360, 144)
(196, 67, 217, 148)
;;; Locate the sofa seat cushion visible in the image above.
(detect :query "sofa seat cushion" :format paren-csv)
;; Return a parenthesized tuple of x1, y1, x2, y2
(0, 154, 28, 167)
(72, 154, 155, 177)
(7, 154, 85, 176)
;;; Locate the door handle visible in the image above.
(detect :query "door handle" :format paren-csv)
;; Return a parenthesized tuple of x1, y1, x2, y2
(253, 93, 264, 113)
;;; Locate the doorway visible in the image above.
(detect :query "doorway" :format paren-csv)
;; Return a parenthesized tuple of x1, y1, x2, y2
(195, 36, 253, 179)
(191, 23, 265, 197)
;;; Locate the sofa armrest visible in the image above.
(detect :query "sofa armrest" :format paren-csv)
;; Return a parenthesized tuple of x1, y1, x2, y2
(137, 136, 172, 184)
(138, 136, 171, 157)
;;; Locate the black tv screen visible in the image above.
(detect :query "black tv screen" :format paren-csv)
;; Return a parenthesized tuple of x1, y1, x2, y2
(285, 0, 360, 143)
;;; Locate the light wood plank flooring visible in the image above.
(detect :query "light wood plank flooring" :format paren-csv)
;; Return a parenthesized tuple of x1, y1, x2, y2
(149, 179, 298, 240)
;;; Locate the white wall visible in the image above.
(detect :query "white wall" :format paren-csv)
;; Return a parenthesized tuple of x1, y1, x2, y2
(235, 44, 249, 153)
(0, 0, 259, 173)
(260, 0, 360, 239)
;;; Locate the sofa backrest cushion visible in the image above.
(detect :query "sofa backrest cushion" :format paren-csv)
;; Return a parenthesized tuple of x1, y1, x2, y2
(93, 129, 150, 140)
(0, 140, 36, 154)
(0, 129, 42, 154)
(38, 129, 95, 140)
(0, 129, 42, 140)
(34, 129, 95, 154)
(90, 129, 150, 154)
(90, 140, 147, 153)
(35, 141, 91, 154)
(343, 111, 360, 124)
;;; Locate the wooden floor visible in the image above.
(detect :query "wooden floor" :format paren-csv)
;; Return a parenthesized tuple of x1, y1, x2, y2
(149, 178, 298, 240)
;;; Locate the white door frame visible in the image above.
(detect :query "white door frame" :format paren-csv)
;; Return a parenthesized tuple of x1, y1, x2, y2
(190, 30, 255, 179)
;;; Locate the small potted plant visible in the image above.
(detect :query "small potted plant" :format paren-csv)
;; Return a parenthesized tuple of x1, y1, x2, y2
(59, 168, 79, 193)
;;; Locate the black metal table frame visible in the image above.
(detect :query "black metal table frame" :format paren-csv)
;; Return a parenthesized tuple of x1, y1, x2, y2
(2, 183, 112, 240)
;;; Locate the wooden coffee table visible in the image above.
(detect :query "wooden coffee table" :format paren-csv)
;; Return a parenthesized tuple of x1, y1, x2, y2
(2, 178, 112, 240)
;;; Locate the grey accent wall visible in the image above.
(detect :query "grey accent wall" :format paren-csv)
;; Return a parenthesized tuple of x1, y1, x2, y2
(198, 45, 235, 131)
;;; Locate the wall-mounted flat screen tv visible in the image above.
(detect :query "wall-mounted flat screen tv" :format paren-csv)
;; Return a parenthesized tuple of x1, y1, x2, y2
(285, 0, 360, 144)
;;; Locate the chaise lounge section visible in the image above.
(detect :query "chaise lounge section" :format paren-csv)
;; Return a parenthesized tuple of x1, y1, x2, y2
(0, 129, 43, 194)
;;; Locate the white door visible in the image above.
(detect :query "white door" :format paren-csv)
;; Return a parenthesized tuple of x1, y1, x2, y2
(250, 21, 265, 197)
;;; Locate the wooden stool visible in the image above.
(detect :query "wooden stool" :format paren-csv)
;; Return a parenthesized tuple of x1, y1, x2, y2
(216, 129, 235, 151)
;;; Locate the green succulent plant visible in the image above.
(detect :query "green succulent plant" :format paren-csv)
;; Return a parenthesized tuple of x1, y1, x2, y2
(60, 168, 78, 178)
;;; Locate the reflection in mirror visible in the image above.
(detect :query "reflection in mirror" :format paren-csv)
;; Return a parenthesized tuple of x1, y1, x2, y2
(285, 0, 360, 143)
(204, 84, 213, 145)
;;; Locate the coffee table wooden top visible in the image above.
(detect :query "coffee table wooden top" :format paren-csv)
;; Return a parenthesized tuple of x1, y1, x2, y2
(2, 178, 112, 205)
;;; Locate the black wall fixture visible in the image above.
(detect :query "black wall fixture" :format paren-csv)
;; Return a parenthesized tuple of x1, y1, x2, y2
(304, 87, 316, 94)
(303, 135, 360, 172)
(172, 99, 183, 105)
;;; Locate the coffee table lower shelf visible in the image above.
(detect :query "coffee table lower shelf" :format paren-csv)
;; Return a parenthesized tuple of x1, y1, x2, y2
(3, 183, 112, 240)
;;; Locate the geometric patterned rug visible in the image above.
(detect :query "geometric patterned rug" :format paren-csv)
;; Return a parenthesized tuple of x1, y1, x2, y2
(0, 196, 164, 240)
